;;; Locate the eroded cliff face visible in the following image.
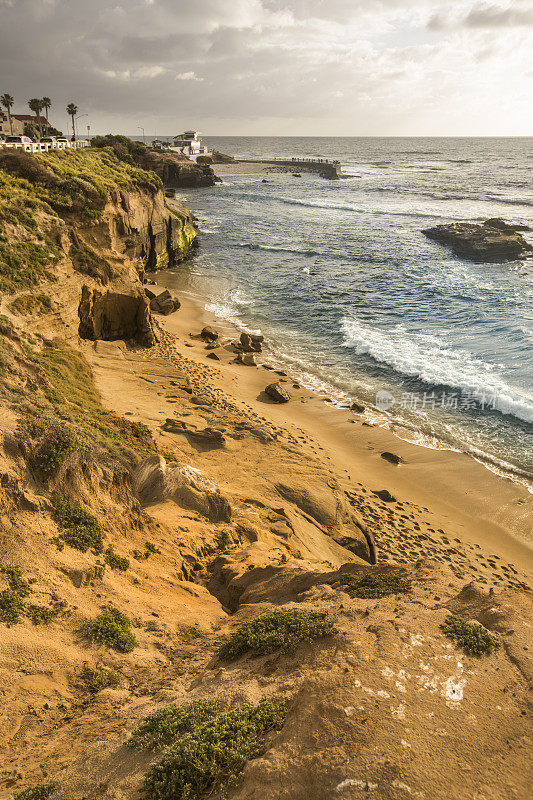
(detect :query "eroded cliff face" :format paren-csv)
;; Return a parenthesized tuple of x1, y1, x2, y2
(78, 188, 198, 276)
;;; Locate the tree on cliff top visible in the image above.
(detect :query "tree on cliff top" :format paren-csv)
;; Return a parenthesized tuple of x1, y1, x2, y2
(1, 93, 14, 135)
(28, 98, 44, 138)
(91, 134, 147, 165)
(66, 103, 78, 140)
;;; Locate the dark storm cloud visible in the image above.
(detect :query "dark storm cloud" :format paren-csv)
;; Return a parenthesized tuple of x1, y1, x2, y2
(0, 0, 530, 133)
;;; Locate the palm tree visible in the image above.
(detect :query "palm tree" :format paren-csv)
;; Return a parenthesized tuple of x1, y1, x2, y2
(41, 96, 51, 131)
(66, 103, 78, 140)
(28, 98, 44, 138)
(1, 93, 14, 135)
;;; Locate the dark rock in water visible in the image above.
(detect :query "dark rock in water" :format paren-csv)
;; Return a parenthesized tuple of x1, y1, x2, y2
(262, 179, 268, 183)
(351, 402, 365, 413)
(374, 489, 396, 502)
(381, 452, 403, 465)
(265, 382, 291, 403)
(149, 289, 180, 315)
(206, 352, 220, 360)
(423, 219, 533, 262)
(484, 218, 530, 232)
(201, 326, 219, 342)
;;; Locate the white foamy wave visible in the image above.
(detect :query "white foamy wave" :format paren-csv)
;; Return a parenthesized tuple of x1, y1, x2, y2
(340, 318, 533, 424)
(236, 242, 320, 257)
(205, 288, 260, 335)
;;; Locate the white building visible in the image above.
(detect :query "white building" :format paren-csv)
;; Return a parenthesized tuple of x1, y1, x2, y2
(171, 131, 209, 160)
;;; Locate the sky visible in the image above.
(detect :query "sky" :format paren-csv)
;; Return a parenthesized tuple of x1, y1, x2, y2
(0, 0, 532, 136)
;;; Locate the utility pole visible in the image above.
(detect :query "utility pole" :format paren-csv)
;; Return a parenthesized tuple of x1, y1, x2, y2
(138, 126, 145, 144)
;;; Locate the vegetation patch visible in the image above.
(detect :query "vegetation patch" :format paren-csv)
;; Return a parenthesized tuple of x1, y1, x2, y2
(142, 699, 287, 800)
(78, 663, 122, 694)
(441, 614, 500, 656)
(0, 589, 24, 625)
(70, 243, 113, 283)
(130, 699, 219, 750)
(27, 598, 67, 626)
(1, 565, 31, 597)
(31, 422, 84, 477)
(25, 339, 156, 467)
(104, 546, 130, 571)
(14, 783, 57, 800)
(84, 605, 137, 653)
(337, 571, 412, 599)
(9, 293, 53, 316)
(52, 496, 104, 554)
(217, 609, 335, 661)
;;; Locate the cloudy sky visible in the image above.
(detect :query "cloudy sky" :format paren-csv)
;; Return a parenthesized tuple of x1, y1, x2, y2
(1, 0, 532, 135)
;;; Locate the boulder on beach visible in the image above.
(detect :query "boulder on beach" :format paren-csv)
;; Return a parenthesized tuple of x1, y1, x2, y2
(265, 382, 292, 403)
(201, 326, 219, 342)
(423, 218, 533, 262)
(236, 352, 257, 366)
(240, 332, 263, 352)
(162, 418, 226, 449)
(149, 289, 181, 315)
(381, 451, 403, 465)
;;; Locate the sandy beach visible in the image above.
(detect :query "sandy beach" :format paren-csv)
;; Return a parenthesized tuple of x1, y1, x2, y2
(111, 267, 533, 587)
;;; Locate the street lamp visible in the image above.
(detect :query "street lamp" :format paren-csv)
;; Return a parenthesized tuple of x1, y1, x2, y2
(76, 113, 88, 140)
(138, 126, 145, 145)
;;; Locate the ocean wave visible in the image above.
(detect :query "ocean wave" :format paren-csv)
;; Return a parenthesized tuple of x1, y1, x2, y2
(340, 318, 533, 424)
(275, 196, 447, 219)
(236, 242, 320, 257)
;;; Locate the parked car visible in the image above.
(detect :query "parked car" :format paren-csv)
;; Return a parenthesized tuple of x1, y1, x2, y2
(5, 135, 33, 144)
(55, 137, 69, 144)
(40, 136, 57, 144)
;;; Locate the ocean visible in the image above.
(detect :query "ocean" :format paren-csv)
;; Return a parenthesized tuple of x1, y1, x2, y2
(164, 137, 533, 484)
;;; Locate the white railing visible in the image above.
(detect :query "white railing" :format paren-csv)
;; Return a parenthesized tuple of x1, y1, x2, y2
(0, 140, 89, 153)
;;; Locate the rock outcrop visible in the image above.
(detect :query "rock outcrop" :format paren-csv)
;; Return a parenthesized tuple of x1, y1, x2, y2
(265, 382, 291, 403)
(140, 150, 217, 188)
(146, 288, 181, 315)
(423, 218, 533, 262)
(132, 455, 231, 522)
(78, 285, 155, 345)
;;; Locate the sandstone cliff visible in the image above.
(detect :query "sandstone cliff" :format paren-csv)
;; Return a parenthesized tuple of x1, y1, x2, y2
(0, 149, 532, 800)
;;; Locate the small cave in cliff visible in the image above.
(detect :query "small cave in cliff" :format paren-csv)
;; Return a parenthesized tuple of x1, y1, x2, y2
(78, 285, 155, 346)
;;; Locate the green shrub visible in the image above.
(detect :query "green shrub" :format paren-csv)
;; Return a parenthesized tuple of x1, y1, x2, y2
(84, 606, 137, 653)
(145, 541, 161, 555)
(1, 565, 30, 597)
(142, 699, 287, 800)
(130, 700, 219, 750)
(33, 423, 81, 476)
(104, 546, 130, 571)
(338, 572, 412, 599)
(0, 589, 24, 625)
(51, 496, 103, 553)
(217, 609, 335, 661)
(27, 598, 67, 625)
(14, 782, 57, 800)
(441, 615, 500, 656)
(78, 663, 122, 694)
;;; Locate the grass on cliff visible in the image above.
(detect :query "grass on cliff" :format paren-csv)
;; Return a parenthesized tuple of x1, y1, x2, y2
(337, 571, 412, 599)
(9, 293, 53, 316)
(130, 700, 219, 750)
(14, 783, 57, 800)
(217, 609, 335, 661)
(78, 664, 123, 694)
(0, 148, 161, 292)
(84, 606, 137, 653)
(51, 496, 104, 554)
(17, 339, 156, 470)
(441, 615, 500, 656)
(140, 699, 287, 800)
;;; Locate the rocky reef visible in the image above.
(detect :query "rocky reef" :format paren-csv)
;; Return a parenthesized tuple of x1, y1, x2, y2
(423, 218, 533, 262)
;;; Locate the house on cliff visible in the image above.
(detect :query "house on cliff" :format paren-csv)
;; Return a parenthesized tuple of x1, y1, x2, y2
(171, 131, 210, 161)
